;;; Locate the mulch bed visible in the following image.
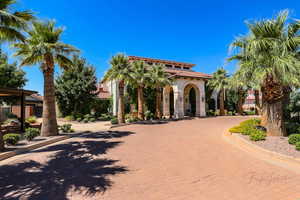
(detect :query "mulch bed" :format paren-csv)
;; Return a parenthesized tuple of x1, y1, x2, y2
(240, 134, 300, 158)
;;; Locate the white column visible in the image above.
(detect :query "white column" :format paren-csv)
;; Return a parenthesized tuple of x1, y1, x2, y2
(198, 80, 206, 117)
(173, 81, 184, 118)
(163, 87, 170, 118)
(111, 80, 119, 116)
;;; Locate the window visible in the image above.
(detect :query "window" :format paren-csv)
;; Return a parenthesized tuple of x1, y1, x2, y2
(165, 64, 172, 68)
(175, 66, 181, 69)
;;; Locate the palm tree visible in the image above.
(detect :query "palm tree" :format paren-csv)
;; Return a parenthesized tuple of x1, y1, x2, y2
(227, 76, 248, 115)
(208, 68, 228, 116)
(0, 0, 34, 43)
(129, 61, 149, 120)
(228, 10, 300, 136)
(13, 21, 78, 136)
(148, 64, 171, 119)
(106, 53, 131, 123)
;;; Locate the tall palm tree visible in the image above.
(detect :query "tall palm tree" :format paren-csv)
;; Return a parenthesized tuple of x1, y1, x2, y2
(13, 21, 78, 136)
(0, 0, 34, 43)
(148, 64, 171, 119)
(106, 53, 131, 123)
(208, 68, 229, 116)
(130, 61, 149, 120)
(228, 10, 300, 136)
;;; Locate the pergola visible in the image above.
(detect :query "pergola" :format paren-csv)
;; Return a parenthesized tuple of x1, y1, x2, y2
(0, 88, 37, 132)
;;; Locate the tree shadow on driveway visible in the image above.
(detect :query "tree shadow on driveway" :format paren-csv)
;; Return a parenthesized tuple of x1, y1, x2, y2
(0, 131, 135, 200)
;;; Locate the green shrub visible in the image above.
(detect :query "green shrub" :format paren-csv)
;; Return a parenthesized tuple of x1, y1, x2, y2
(229, 126, 244, 133)
(24, 128, 40, 141)
(26, 116, 37, 124)
(249, 130, 266, 141)
(110, 117, 118, 124)
(59, 124, 74, 133)
(89, 117, 96, 122)
(3, 133, 21, 145)
(144, 110, 153, 120)
(64, 115, 74, 121)
(83, 118, 89, 123)
(76, 118, 82, 122)
(239, 118, 261, 127)
(285, 122, 300, 135)
(98, 113, 112, 121)
(245, 111, 256, 115)
(288, 134, 300, 145)
(295, 142, 300, 151)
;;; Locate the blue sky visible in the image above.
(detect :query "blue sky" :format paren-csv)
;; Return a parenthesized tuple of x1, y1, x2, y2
(7, 0, 300, 94)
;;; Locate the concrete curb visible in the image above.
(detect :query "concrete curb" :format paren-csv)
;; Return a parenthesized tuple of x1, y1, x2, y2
(0, 135, 70, 161)
(223, 131, 300, 174)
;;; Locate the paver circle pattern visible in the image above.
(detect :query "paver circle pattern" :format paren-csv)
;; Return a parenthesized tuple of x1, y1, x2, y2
(1, 116, 300, 200)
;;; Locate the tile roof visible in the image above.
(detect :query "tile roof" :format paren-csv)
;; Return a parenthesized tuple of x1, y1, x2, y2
(128, 56, 195, 68)
(165, 68, 212, 79)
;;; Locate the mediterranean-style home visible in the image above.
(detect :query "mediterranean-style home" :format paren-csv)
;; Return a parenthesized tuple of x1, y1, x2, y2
(99, 56, 213, 118)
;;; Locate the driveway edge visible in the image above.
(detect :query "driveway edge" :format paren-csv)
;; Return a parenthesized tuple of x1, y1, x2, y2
(222, 131, 300, 174)
(0, 135, 70, 161)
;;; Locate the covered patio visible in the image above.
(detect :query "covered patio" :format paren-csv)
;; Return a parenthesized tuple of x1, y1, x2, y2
(0, 88, 37, 132)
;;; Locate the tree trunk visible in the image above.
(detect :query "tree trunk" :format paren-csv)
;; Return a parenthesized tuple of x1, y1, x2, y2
(118, 83, 125, 123)
(265, 100, 286, 136)
(137, 86, 144, 120)
(219, 88, 225, 116)
(155, 86, 162, 119)
(41, 70, 58, 136)
(237, 88, 244, 115)
(254, 90, 261, 115)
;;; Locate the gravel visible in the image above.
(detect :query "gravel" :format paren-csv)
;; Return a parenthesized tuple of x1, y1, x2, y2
(239, 134, 300, 158)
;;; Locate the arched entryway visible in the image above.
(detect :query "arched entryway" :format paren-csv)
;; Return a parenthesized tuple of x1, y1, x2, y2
(169, 87, 174, 117)
(183, 84, 200, 116)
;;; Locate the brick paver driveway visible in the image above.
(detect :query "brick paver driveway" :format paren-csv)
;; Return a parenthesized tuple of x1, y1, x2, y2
(1, 116, 300, 200)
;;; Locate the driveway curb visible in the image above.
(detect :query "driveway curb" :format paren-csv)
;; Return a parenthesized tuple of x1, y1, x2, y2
(223, 131, 300, 174)
(0, 135, 70, 161)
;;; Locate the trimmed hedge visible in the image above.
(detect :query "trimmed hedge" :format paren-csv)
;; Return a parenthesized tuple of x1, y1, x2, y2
(288, 134, 300, 145)
(296, 142, 300, 151)
(3, 133, 21, 145)
(249, 130, 266, 141)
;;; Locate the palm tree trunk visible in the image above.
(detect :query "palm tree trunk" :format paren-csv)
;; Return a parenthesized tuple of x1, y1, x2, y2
(237, 88, 244, 115)
(118, 82, 125, 123)
(41, 70, 58, 136)
(254, 90, 261, 115)
(137, 86, 144, 120)
(155, 86, 162, 119)
(219, 88, 225, 116)
(265, 100, 286, 136)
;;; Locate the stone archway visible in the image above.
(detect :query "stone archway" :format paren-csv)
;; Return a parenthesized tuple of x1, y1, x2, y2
(183, 83, 201, 117)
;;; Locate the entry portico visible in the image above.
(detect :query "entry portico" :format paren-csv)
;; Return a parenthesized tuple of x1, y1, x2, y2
(105, 56, 211, 118)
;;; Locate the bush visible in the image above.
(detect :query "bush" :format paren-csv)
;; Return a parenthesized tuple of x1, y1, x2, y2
(24, 128, 40, 141)
(285, 122, 300, 135)
(296, 142, 300, 151)
(76, 118, 82, 122)
(59, 124, 74, 133)
(6, 112, 18, 119)
(83, 119, 89, 123)
(288, 134, 300, 145)
(26, 116, 37, 124)
(144, 110, 154, 120)
(64, 115, 74, 121)
(239, 118, 261, 127)
(110, 117, 118, 124)
(3, 133, 21, 145)
(249, 130, 266, 141)
(98, 113, 112, 121)
(229, 126, 244, 133)
(89, 117, 96, 122)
